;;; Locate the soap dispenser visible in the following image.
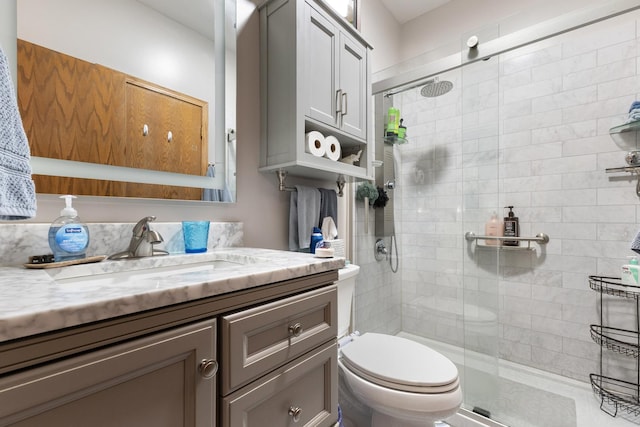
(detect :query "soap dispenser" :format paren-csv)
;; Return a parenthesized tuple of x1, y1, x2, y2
(484, 212, 503, 246)
(503, 206, 520, 246)
(622, 256, 640, 286)
(48, 195, 90, 262)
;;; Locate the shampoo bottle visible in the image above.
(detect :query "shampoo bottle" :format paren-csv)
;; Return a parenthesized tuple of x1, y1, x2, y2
(48, 195, 90, 262)
(503, 206, 520, 246)
(622, 256, 640, 285)
(484, 212, 503, 246)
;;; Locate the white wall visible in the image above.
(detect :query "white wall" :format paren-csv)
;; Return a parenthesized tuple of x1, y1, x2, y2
(0, 0, 16, 86)
(359, 0, 401, 73)
(397, 0, 604, 66)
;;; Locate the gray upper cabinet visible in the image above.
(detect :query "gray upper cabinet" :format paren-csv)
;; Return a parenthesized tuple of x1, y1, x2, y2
(305, 5, 367, 140)
(260, 0, 373, 182)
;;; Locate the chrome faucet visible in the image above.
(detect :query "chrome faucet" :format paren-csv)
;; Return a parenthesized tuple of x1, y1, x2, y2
(109, 216, 169, 259)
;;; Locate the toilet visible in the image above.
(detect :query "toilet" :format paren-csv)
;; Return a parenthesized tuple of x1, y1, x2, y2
(337, 264, 462, 427)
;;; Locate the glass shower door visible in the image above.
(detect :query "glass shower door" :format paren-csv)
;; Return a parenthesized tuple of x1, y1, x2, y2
(460, 38, 502, 420)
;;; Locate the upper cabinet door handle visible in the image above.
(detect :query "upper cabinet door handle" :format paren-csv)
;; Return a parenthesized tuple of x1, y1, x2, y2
(167, 131, 173, 142)
(342, 92, 348, 116)
(142, 124, 149, 136)
(335, 89, 343, 115)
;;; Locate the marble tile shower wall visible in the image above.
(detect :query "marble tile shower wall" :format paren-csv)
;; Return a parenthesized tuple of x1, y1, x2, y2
(384, 11, 640, 383)
(0, 222, 243, 266)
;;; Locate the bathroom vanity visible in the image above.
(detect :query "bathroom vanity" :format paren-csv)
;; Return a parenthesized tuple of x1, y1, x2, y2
(0, 249, 342, 427)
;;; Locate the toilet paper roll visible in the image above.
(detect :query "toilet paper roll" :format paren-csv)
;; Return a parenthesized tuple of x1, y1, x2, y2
(323, 135, 341, 161)
(305, 131, 326, 157)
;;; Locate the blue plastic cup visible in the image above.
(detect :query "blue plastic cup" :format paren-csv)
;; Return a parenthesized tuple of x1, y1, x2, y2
(182, 221, 210, 253)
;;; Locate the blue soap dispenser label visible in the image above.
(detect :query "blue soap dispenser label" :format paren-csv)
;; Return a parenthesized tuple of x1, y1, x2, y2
(55, 225, 89, 253)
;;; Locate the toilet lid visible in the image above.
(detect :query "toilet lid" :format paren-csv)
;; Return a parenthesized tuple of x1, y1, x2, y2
(340, 333, 459, 393)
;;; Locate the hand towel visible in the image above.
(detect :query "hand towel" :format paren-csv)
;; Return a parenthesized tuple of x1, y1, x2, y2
(288, 185, 321, 251)
(321, 216, 338, 240)
(318, 188, 338, 229)
(0, 46, 36, 220)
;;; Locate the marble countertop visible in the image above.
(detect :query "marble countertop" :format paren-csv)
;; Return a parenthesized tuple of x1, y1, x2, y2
(0, 248, 344, 344)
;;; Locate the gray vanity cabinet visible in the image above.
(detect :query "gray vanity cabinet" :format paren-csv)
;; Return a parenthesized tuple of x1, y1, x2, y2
(0, 320, 217, 427)
(259, 0, 373, 182)
(0, 269, 339, 427)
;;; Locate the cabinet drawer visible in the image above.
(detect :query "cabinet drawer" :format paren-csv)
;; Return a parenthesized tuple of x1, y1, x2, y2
(221, 341, 337, 427)
(221, 285, 336, 394)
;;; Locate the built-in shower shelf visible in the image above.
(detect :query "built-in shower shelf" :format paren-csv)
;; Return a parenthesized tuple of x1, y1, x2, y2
(464, 232, 549, 251)
(590, 325, 639, 358)
(588, 275, 640, 300)
(590, 374, 640, 417)
(474, 244, 536, 252)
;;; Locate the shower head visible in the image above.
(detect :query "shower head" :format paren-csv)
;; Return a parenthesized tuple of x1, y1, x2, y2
(420, 77, 453, 98)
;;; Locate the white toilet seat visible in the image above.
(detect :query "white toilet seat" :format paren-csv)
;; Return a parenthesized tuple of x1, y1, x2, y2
(340, 333, 459, 393)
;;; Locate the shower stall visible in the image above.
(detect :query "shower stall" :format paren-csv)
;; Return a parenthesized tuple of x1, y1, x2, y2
(352, 2, 640, 426)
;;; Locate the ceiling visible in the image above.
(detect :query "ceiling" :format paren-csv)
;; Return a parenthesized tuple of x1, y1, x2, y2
(136, 0, 215, 40)
(379, 0, 450, 24)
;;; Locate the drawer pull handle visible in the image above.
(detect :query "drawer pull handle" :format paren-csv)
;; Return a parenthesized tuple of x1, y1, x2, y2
(288, 406, 302, 422)
(288, 323, 303, 337)
(198, 359, 218, 379)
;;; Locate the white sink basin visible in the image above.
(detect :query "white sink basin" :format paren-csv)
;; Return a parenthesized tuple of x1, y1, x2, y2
(48, 251, 270, 286)
(55, 259, 243, 286)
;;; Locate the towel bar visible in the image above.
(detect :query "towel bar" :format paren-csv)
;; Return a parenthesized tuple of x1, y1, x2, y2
(276, 170, 345, 197)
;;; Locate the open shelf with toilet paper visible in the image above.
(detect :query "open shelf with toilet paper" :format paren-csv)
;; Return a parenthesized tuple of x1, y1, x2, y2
(258, 0, 374, 185)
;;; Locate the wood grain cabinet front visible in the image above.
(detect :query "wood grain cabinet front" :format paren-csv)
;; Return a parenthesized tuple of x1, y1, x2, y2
(0, 319, 217, 427)
(220, 285, 337, 395)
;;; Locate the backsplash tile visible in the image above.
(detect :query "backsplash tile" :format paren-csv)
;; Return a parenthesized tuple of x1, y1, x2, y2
(0, 222, 243, 266)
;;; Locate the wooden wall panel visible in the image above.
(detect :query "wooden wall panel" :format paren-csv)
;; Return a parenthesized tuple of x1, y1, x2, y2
(17, 39, 208, 200)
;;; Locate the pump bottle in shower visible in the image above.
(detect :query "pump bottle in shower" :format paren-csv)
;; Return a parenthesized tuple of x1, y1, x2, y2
(503, 206, 520, 246)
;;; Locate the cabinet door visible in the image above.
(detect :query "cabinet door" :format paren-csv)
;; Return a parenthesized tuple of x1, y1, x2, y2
(124, 81, 205, 200)
(222, 341, 337, 427)
(338, 31, 367, 139)
(304, 2, 339, 128)
(0, 320, 217, 427)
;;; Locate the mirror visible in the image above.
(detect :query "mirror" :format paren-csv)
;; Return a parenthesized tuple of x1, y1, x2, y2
(16, 0, 236, 202)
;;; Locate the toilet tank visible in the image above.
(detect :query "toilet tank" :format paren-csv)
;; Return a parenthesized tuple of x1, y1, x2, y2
(337, 264, 360, 338)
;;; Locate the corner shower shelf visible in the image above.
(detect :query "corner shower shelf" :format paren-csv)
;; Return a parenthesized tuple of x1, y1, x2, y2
(610, 120, 640, 135)
(588, 275, 640, 300)
(464, 232, 549, 251)
(589, 275, 640, 417)
(590, 374, 640, 417)
(590, 325, 639, 358)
